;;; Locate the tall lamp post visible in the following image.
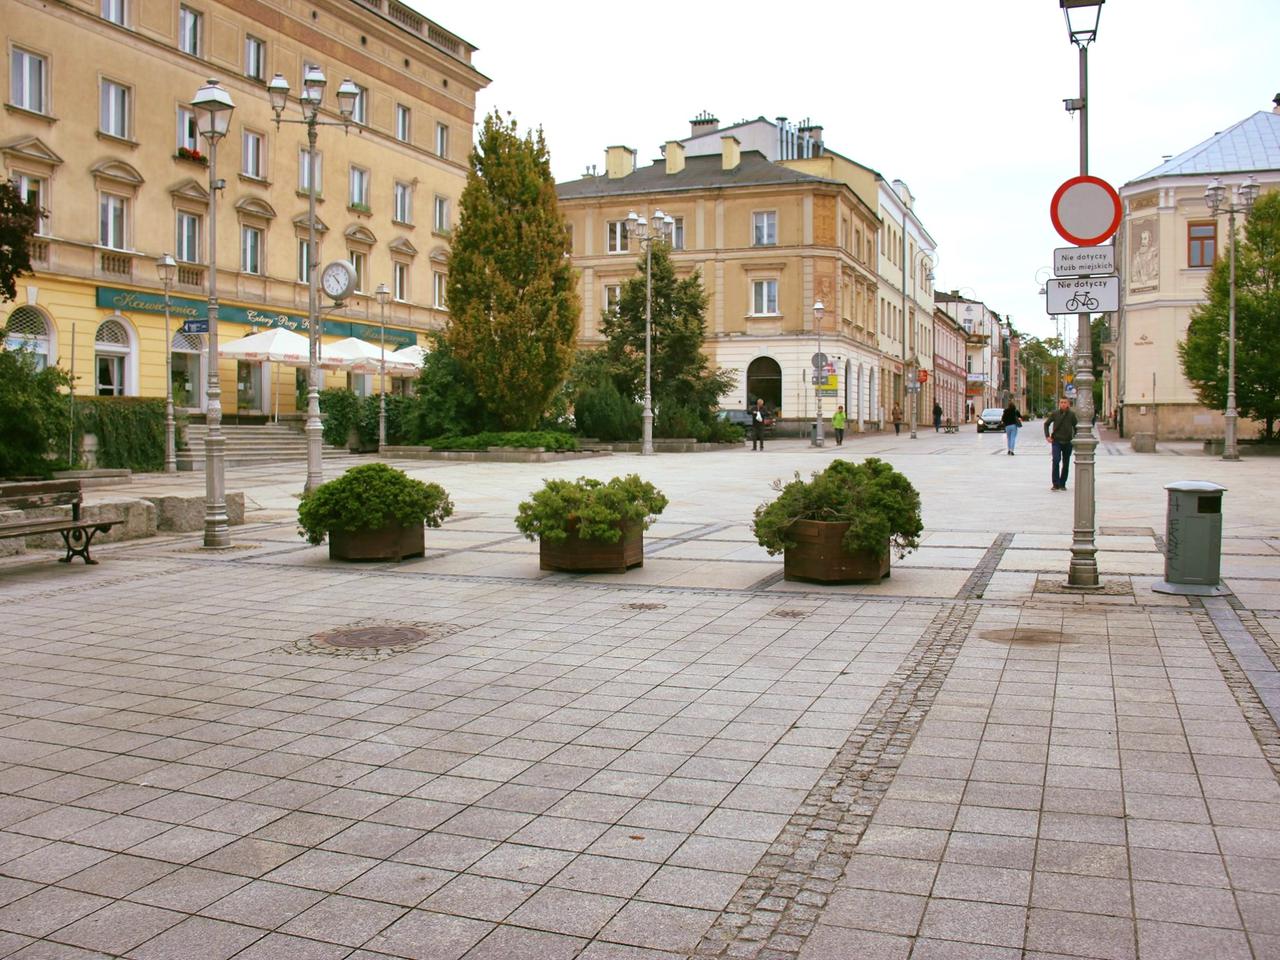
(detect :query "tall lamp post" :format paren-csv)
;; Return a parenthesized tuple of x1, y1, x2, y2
(1060, 0, 1103, 588)
(625, 209, 673, 456)
(191, 79, 234, 548)
(375, 282, 390, 453)
(812, 299, 826, 446)
(156, 253, 177, 473)
(268, 67, 360, 492)
(1204, 175, 1259, 461)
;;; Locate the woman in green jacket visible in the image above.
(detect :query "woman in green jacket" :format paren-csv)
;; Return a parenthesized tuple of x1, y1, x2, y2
(832, 405, 847, 446)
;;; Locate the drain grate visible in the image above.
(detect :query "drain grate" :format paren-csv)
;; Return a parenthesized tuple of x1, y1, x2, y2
(770, 609, 809, 619)
(279, 620, 461, 660)
(624, 602, 666, 611)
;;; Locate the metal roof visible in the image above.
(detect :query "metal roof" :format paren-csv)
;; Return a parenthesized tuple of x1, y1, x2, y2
(1129, 110, 1280, 184)
(556, 151, 836, 199)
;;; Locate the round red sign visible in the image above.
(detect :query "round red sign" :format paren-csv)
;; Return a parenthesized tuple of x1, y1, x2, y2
(1050, 176, 1122, 247)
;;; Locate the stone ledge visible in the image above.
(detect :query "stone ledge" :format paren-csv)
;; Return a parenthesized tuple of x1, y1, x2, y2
(142, 492, 246, 532)
(380, 446, 602, 463)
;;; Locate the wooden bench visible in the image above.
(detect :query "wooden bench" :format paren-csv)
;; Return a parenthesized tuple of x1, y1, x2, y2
(0, 480, 120, 565)
(942, 419, 959, 434)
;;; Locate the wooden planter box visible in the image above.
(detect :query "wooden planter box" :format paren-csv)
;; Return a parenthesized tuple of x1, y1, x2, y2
(329, 522, 424, 562)
(783, 519, 890, 584)
(540, 519, 643, 574)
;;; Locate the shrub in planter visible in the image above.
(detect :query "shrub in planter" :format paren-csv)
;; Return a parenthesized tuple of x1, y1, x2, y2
(297, 462, 453, 561)
(515, 474, 667, 572)
(753, 458, 922, 583)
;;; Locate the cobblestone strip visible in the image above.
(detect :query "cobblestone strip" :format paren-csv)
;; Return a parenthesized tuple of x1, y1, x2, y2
(691, 601, 978, 960)
(956, 531, 1013, 599)
(1192, 604, 1280, 779)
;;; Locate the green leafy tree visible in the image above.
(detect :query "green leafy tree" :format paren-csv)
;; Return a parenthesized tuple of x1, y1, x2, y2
(0, 180, 42, 303)
(445, 111, 579, 430)
(407, 334, 483, 440)
(0, 331, 71, 477)
(1180, 191, 1280, 439)
(599, 242, 735, 437)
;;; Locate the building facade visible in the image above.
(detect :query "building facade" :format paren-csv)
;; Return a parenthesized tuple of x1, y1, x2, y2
(1115, 98, 1280, 439)
(2, 0, 486, 414)
(932, 306, 966, 425)
(935, 291, 999, 416)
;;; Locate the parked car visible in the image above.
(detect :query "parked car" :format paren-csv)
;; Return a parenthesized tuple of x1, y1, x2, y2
(976, 407, 1006, 433)
(719, 408, 774, 435)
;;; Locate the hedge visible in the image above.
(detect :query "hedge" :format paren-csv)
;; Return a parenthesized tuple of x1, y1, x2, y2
(73, 397, 180, 472)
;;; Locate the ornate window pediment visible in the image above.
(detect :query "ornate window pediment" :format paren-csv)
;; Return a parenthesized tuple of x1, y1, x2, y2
(168, 177, 209, 203)
(344, 223, 377, 247)
(292, 211, 328, 234)
(90, 158, 144, 189)
(235, 196, 277, 220)
(0, 135, 63, 170)
(389, 236, 418, 258)
(428, 244, 449, 264)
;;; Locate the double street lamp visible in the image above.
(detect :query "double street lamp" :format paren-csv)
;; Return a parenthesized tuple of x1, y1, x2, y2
(625, 209, 674, 456)
(268, 67, 361, 492)
(190, 78, 235, 548)
(155, 253, 177, 474)
(1204, 175, 1259, 461)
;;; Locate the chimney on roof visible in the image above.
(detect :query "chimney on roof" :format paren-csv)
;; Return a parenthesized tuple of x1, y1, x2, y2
(690, 110, 719, 138)
(1273, 92, 1280, 114)
(605, 145, 636, 180)
(799, 122, 824, 156)
(721, 135, 741, 171)
(665, 140, 685, 175)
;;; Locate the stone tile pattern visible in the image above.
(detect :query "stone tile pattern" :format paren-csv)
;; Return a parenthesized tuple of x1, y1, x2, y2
(956, 534, 1012, 601)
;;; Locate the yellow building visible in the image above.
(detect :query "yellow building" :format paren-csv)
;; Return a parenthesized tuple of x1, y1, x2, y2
(2, 0, 486, 416)
(557, 121, 882, 431)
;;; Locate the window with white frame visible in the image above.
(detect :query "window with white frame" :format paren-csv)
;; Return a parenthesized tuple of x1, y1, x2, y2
(604, 283, 622, 315)
(176, 211, 201, 262)
(351, 84, 367, 124)
(100, 80, 130, 138)
(14, 173, 47, 235)
(393, 261, 409, 301)
(99, 193, 127, 249)
(244, 35, 265, 81)
(101, 0, 126, 25)
(433, 271, 447, 309)
(606, 220, 628, 254)
(178, 6, 202, 56)
(670, 216, 685, 251)
(177, 107, 198, 152)
(95, 319, 130, 396)
(4, 306, 52, 369)
(751, 279, 778, 316)
(393, 181, 412, 223)
(348, 250, 366, 292)
(395, 104, 411, 143)
(752, 211, 777, 246)
(298, 148, 321, 194)
(10, 48, 47, 113)
(349, 166, 369, 207)
(435, 122, 449, 158)
(242, 130, 263, 178)
(241, 225, 262, 274)
(433, 195, 449, 232)
(296, 238, 311, 283)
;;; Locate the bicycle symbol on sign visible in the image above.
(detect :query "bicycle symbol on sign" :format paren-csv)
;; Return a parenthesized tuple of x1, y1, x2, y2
(1064, 292, 1100, 312)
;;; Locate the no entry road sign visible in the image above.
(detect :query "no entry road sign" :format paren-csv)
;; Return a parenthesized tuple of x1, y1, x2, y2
(1050, 176, 1122, 247)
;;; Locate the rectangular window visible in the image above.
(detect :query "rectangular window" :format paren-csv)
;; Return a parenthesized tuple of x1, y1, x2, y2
(351, 84, 368, 125)
(244, 36, 265, 81)
(1188, 222, 1217, 268)
(241, 225, 262, 274)
(393, 262, 409, 301)
(177, 107, 198, 152)
(433, 271, 447, 309)
(176, 211, 201, 262)
(435, 122, 449, 158)
(349, 166, 369, 207)
(298, 148, 322, 194)
(16, 173, 47, 235)
(10, 48, 46, 113)
(393, 181, 412, 223)
(101, 0, 126, 24)
(606, 220, 629, 254)
(433, 195, 449, 232)
(752, 211, 777, 246)
(604, 283, 622, 314)
(97, 355, 125, 396)
(297, 238, 311, 283)
(349, 250, 366, 292)
(99, 194, 127, 249)
(99, 80, 130, 138)
(752, 279, 778, 315)
(395, 104, 411, 143)
(242, 130, 263, 178)
(671, 216, 685, 251)
(178, 6, 202, 56)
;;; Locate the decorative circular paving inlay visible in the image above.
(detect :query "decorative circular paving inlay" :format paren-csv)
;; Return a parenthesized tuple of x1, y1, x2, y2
(313, 624, 430, 649)
(279, 619, 462, 660)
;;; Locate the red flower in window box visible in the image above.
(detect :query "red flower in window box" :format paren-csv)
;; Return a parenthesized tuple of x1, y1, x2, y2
(175, 147, 208, 165)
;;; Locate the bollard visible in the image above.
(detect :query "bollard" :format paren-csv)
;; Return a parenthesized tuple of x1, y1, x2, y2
(1152, 480, 1228, 596)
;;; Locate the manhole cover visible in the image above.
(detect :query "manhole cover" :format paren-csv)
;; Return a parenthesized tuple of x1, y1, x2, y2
(771, 609, 809, 619)
(278, 620, 461, 660)
(624, 602, 666, 611)
(981, 628, 1067, 644)
(312, 624, 429, 649)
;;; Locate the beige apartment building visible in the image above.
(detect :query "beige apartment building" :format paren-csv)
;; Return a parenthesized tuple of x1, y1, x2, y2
(2, 0, 486, 415)
(556, 123, 882, 430)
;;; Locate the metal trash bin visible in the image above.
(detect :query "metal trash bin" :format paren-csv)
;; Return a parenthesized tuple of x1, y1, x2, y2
(1152, 480, 1228, 596)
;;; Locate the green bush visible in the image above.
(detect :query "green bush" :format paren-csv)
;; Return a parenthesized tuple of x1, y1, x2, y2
(753, 458, 922, 560)
(574, 378, 640, 441)
(424, 430, 579, 452)
(0, 343, 71, 478)
(318, 388, 358, 447)
(655, 401, 705, 440)
(73, 397, 177, 473)
(408, 337, 484, 439)
(297, 462, 453, 545)
(515, 474, 667, 544)
(703, 415, 744, 444)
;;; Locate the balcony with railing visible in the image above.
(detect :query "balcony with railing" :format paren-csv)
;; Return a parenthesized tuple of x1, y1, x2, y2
(350, 0, 472, 63)
(99, 250, 133, 278)
(30, 238, 50, 267)
(177, 263, 206, 288)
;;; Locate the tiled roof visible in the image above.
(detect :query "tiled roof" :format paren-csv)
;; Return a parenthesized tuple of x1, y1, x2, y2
(556, 151, 835, 199)
(1129, 110, 1280, 183)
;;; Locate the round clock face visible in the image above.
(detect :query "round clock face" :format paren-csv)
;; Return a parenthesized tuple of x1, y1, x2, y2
(321, 261, 355, 301)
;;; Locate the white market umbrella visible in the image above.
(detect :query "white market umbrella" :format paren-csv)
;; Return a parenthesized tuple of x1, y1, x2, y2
(390, 344, 427, 368)
(325, 337, 417, 381)
(219, 328, 316, 422)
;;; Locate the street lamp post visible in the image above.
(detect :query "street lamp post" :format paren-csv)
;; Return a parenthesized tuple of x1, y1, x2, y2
(268, 68, 360, 492)
(812, 299, 825, 446)
(191, 79, 234, 548)
(1204, 175, 1259, 461)
(375, 282, 390, 454)
(625, 209, 673, 456)
(156, 253, 177, 473)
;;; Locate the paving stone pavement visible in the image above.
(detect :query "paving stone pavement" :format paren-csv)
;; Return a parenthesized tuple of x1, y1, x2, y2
(0, 431, 1278, 958)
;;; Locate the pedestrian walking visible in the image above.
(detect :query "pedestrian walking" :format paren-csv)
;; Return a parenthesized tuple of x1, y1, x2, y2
(750, 398, 768, 451)
(832, 405, 846, 446)
(892, 403, 903, 436)
(932, 401, 943, 433)
(1001, 401, 1023, 455)
(1044, 397, 1078, 490)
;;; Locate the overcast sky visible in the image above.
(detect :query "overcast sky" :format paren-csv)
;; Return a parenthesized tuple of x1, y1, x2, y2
(419, 0, 1278, 341)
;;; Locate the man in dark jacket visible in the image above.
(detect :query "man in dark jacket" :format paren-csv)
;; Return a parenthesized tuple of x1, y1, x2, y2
(750, 398, 768, 451)
(1044, 397, 1078, 490)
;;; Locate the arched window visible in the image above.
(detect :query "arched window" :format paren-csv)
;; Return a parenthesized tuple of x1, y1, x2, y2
(171, 331, 204, 408)
(746, 356, 782, 412)
(3, 306, 52, 369)
(95, 318, 131, 396)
